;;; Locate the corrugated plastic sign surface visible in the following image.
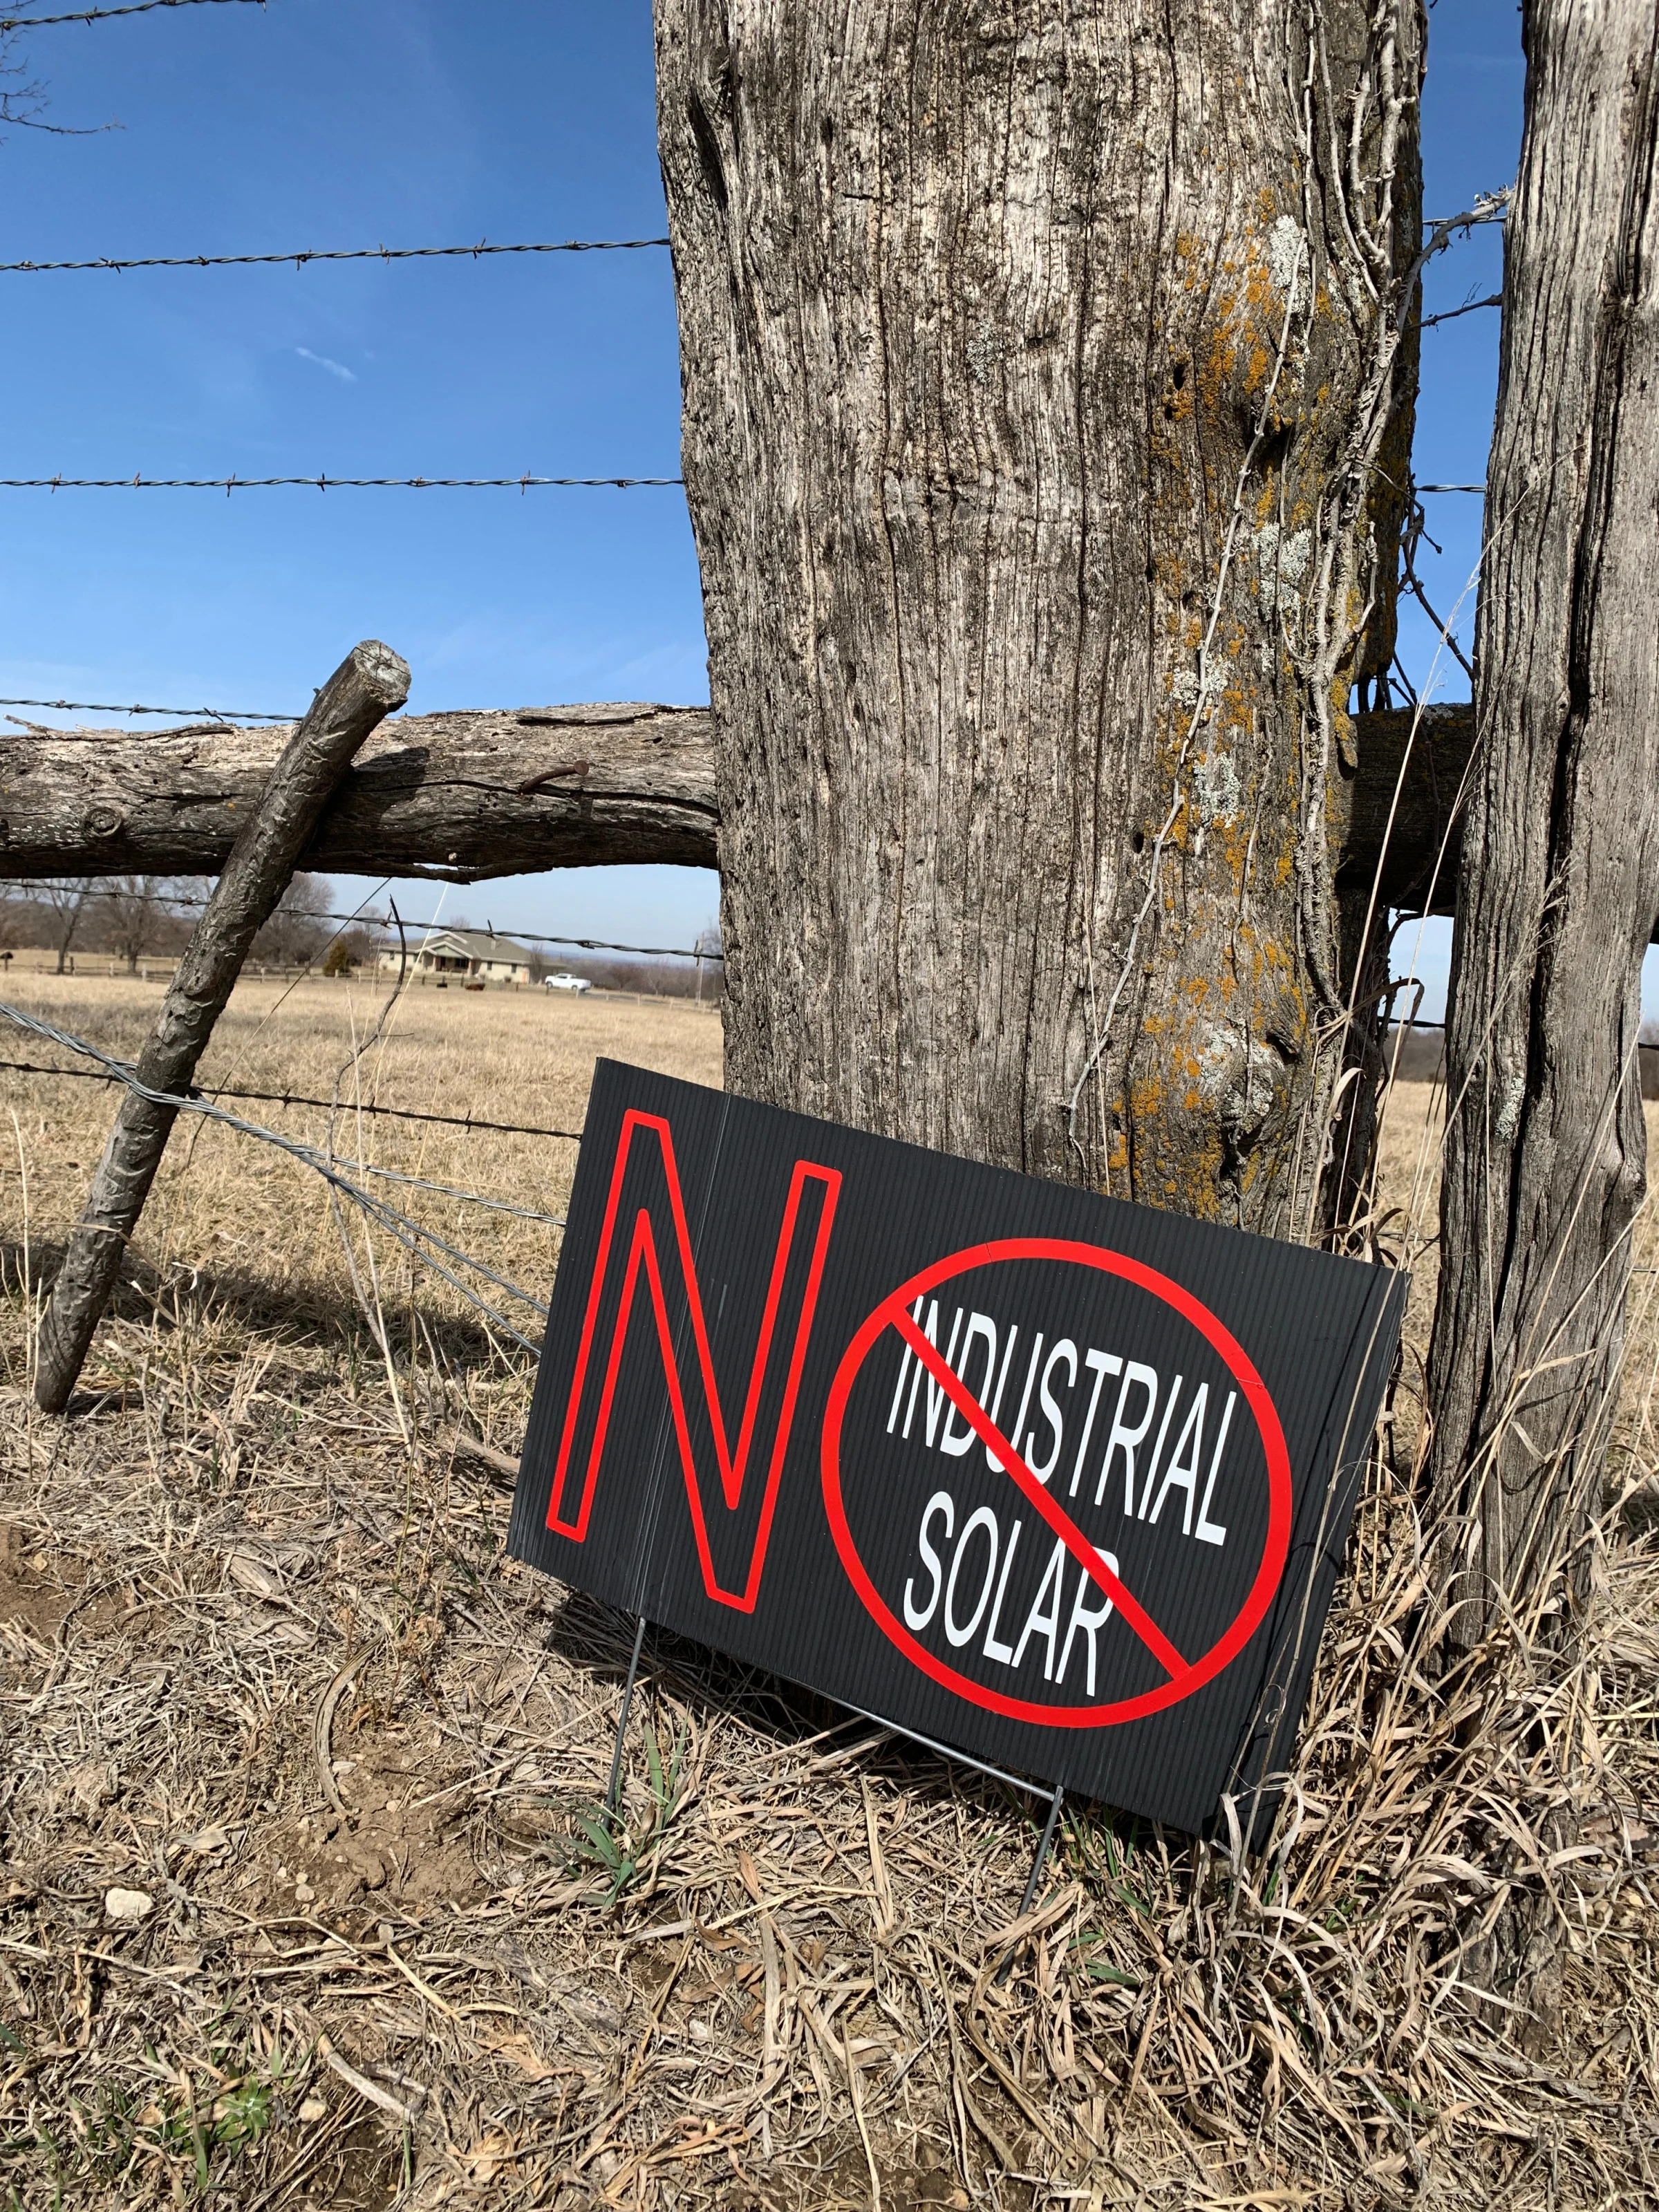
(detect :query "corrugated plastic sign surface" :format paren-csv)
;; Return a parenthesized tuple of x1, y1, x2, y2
(509, 1061, 1406, 1835)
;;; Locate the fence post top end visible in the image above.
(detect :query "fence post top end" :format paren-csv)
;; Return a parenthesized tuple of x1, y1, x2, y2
(335, 640, 412, 713)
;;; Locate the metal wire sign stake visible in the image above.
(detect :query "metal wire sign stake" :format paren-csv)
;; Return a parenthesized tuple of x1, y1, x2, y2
(509, 1060, 1404, 1940)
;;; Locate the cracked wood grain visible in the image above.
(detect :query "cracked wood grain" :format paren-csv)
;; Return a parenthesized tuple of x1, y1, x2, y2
(655, 0, 1425, 1230)
(0, 703, 717, 883)
(1427, 1, 1659, 1652)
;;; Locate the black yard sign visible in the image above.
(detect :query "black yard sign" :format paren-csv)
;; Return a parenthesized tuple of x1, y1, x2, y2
(509, 1060, 1405, 1836)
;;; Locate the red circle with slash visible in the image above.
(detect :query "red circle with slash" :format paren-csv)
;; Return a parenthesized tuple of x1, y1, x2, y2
(820, 1237, 1293, 1728)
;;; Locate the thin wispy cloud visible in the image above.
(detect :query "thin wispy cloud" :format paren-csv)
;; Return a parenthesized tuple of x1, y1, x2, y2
(294, 346, 357, 384)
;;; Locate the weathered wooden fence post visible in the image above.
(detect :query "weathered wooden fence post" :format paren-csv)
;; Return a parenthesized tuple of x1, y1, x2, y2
(33, 639, 411, 1415)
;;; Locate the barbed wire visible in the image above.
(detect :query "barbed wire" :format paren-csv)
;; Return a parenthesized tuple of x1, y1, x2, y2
(2, 0, 271, 28)
(0, 1055, 585, 1142)
(1, 1056, 567, 1217)
(0, 1002, 549, 1353)
(1416, 485, 1486, 494)
(0, 237, 671, 272)
(1, 220, 1480, 287)
(1, 692, 294, 720)
(13, 879, 726, 963)
(3, 474, 684, 492)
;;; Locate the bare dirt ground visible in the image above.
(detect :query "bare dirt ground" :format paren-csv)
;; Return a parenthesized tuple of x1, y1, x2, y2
(1, 975, 1655, 2209)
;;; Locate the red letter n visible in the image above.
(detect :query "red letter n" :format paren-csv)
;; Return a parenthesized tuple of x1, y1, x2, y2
(546, 1109, 840, 1612)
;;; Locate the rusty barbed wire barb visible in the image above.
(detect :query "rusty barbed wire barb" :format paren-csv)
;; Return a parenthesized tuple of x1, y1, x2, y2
(0, 236, 671, 270)
(0, 1058, 586, 1143)
(19, 880, 726, 964)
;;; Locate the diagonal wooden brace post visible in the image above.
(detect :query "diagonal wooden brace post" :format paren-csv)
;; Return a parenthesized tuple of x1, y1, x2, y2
(32, 640, 411, 1414)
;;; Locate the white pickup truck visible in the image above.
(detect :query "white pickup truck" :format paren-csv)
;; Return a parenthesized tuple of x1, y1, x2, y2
(543, 972, 593, 994)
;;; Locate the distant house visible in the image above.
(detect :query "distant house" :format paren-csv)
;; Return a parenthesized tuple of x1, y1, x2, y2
(382, 926, 535, 985)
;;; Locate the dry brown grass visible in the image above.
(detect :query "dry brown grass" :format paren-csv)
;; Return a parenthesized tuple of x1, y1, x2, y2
(0, 976, 1655, 2210)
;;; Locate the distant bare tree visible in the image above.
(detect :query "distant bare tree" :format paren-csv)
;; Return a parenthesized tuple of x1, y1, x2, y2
(250, 873, 331, 971)
(38, 878, 94, 975)
(334, 921, 382, 972)
(0, 883, 26, 956)
(97, 877, 176, 976)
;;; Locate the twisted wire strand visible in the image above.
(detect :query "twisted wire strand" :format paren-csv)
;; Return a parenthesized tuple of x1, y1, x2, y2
(15, 879, 724, 965)
(286, 1147, 565, 1228)
(0, 1056, 585, 1140)
(1, 693, 293, 719)
(0, 1001, 550, 1350)
(0, 1058, 570, 1217)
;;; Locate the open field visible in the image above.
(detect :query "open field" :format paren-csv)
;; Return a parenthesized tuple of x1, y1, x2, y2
(0, 973, 721, 1378)
(1, 977, 1656, 2210)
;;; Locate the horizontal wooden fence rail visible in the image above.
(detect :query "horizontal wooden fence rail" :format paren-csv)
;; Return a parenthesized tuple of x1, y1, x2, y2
(0, 702, 717, 883)
(1, 697, 1479, 909)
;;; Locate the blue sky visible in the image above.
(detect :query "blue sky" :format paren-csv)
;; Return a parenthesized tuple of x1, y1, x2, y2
(0, 0, 709, 952)
(4, 0, 1609, 1015)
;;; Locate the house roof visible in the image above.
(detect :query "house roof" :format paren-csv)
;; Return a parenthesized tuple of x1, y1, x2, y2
(415, 927, 534, 963)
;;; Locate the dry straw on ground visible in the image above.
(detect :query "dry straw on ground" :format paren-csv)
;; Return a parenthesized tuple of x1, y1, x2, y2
(1, 973, 1656, 2209)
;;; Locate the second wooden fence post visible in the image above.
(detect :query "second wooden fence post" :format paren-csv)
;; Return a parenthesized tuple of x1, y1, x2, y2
(33, 639, 411, 1415)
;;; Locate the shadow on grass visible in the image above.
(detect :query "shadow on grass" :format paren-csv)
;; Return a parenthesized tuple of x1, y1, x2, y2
(0, 1235, 532, 1387)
